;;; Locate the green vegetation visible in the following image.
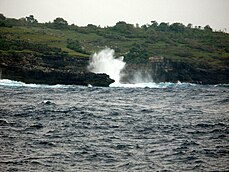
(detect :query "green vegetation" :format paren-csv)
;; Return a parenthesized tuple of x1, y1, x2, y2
(0, 14, 229, 69)
(67, 39, 88, 55)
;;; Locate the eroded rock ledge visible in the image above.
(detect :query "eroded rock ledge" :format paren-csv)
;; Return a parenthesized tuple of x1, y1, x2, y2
(121, 56, 229, 85)
(0, 52, 114, 87)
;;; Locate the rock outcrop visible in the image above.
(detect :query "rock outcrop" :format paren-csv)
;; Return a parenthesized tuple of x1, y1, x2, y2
(121, 57, 229, 85)
(1, 52, 228, 86)
(0, 52, 114, 87)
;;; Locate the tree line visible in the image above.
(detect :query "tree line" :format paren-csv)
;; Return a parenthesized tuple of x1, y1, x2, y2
(0, 13, 228, 65)
(0, 13, 216, 32)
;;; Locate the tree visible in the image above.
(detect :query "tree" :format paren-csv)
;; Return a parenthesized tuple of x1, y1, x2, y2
(113, 21, 134, 34)
(187, 23, 192, 28)
(0, 14, 6, 21)
(0, 14, 6, 27)
(157, 22, 169, 32)
(204, 25, 213, 32)
(141, 24, 148, 31)
(87, 24, 97, 28)
(53, 17, 68, 26)
(150, 20, 158, 27)
(169, 23, 185, 32)
(26, 15, 38, 23)
(135, 23, 140, 28)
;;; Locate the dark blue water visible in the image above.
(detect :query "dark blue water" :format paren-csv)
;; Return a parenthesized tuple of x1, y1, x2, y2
(0, 82, 229, 171)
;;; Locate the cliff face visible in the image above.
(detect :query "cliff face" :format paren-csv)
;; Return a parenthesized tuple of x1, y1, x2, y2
(1, 52, 228, 86)
(0, 52, 114, 87)
(121, 57, 229, 85)
(1, 16, 229, 86)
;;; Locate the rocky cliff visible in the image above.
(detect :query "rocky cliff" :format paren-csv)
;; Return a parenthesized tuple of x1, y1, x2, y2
(1, 52, 228, 86)
(0, 52, 114, 87)
(121, 56, 229, 85)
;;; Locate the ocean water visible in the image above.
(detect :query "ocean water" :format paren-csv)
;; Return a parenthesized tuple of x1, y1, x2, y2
(0, 79, 229, 171)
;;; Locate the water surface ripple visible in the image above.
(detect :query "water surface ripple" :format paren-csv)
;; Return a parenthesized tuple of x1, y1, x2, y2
(0, 85, 229, 171)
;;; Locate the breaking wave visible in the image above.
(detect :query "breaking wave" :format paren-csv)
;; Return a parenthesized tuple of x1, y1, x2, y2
(0, 79, 199, 89)
(87, 48, 198, 88)
(0, 79, 71, 88)
(88, 48, 125, 84)
(110, 81, 197, 88)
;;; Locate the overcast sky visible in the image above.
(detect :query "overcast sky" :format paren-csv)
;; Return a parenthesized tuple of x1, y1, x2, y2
(0, 0, 228, 31)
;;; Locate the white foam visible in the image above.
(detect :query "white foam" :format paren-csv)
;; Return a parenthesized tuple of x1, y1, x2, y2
(110, 81, 197, 88)
(88, 48, 126, 84)
(0, 79, 70, 88)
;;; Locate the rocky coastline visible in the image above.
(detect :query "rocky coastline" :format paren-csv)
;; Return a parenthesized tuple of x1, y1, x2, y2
(0, 52, 114, 87)
(121, 57, 229, 85)
(1, 14, 229, 86)
(1, 52, 228, 86)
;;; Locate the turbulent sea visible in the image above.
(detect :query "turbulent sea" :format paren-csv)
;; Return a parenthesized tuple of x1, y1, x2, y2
(0, 79, 229, 171)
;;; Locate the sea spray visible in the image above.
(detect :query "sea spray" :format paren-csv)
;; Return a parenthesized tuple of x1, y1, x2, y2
(88, 48, 126, 83)
(87, 48, 197, 88)
(87, 48, 157, 87)
(0, 78, 198, 88)
(132, 71, 153, 83)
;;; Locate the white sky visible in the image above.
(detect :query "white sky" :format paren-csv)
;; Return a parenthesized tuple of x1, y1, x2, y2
(0, 0, 229, 31)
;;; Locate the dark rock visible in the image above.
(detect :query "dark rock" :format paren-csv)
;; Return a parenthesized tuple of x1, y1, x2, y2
(0, 53, 114, 87)
(1, 52, 228, 85)
(121, 58, 229, 85)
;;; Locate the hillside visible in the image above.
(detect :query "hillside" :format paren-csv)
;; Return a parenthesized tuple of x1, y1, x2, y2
(0, 14, 229, 84)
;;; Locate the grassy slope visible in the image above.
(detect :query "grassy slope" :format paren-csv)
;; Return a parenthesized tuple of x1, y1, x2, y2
(0, 24, 229, 69)
(0, 26, 90, 57)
